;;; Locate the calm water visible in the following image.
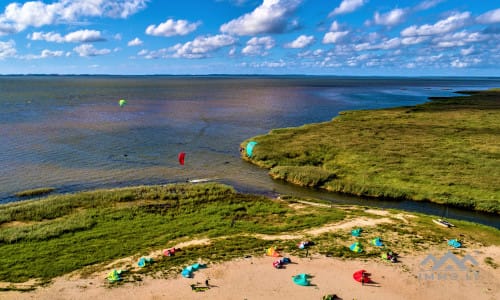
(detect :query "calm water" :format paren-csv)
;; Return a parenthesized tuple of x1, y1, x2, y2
(1, 75, 499, 227)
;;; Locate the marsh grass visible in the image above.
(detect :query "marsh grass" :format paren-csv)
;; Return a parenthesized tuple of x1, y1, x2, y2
(0, 183, 345, 283)
(242, 90, 500, 213)
(0, 183, 498, 288)
(14, 187, 55, 198)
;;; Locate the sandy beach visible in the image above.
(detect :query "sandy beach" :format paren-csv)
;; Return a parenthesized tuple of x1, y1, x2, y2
(3, 244, 498, 300)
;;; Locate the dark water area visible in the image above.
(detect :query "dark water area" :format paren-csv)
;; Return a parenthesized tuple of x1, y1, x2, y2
(1, 75, 499, 228)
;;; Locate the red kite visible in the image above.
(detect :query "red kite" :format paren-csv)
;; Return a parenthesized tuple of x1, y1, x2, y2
(178, 152, 186, 165)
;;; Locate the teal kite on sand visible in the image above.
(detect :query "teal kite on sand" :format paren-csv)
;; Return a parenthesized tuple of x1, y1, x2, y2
(181, 263, 207, 278)
(349, 242, 363, 253)
(246, 141, 258, 157)
(448, 239, 461, 248)
(370, 237, 383, 247)
(351, 228, 362, 237)
(292, 273, 311, 286)
(138, 257, 153, 268)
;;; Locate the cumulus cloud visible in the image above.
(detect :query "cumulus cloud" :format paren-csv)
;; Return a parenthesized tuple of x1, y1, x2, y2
(323, 31, 349, 43)
(460, 46, 474, 56)
(433, 30, 486, 48)
(451, 59, 468, 68)
(73, 43, 111, 56)
(354, 37, 401, 51)
(329, 0, 367, 17)
(476, 8, 500, 24)
(374, 8, 407, 26)
(29, 29, 105, 43)
(242, 36, 275, 55)
(0, 0, 148, 35)
(127, 37, 143, 46)
(146, 19, 201, 37)
(415, 0, 444, 11)
(247, 59, 287, 68)
(167, 34, 237, 58)
(220, 0, 302, 36)
(284, 35, 314, 48)
(401, 36, 428, 45)
(23, 49, 67, 59)
(0, 39, 16, 59)
(40, 49, 65, 57)
(322, 21, 349, 44)
(401, 11, 470, 36)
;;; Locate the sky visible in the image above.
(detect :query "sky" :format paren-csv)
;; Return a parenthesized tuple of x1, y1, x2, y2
(0, 0, 499, 76)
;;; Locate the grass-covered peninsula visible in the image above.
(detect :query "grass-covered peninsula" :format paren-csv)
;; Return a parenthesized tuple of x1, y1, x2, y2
(241, 89, 500, 213)
(0, 183, 498, 289)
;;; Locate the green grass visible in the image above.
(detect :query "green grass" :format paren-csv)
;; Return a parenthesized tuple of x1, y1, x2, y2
(241, 89, 500, 213)
(15, 187, 55, 198)
(0, 183, 345, 283)
(0, 183, 498, 289)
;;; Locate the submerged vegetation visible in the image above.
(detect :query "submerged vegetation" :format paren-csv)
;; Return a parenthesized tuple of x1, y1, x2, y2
(0, 183, 498, 288)
(242, 90, 500, 213)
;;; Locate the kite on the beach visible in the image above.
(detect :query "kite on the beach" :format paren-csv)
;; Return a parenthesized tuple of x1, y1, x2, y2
(370, 237, 383, 247)
(349, 242, 363, 253)
(181, 263, 206, 278)
(119, 99, 127, 107)
(178, 152, 186, 165)
(353, 269, 371, 285)
(137, 257, 153, 268)
(292, 273, 311, 286)
(246, 141, 258, 157)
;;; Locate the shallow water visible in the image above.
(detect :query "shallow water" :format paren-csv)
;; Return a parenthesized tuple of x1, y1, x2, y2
(1, 75, 499, 228)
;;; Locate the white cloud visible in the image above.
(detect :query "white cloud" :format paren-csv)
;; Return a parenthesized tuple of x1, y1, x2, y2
(329, 0, 367, 17)
(73, 43, 111, 57)
(374, 8, 407, 26)
(242, 36, 275, 55)
(0, 39, 16, 59)
(405, 62, 416, 68)
(401, 12, 470, 36)
(433, 30, 486, 48)
(401, 36, 428, 45)
(323, 21, 349, 44)
(0, 0, 148, 35)
(128, 37, 143, 46)
(146, 19, 201, 37)
(354, 37, 401, 51)
(248, 59, 287, 68)
(23, 49, 67, 59)
(28, 29, 105, 43)
(284, 35, 314, 48)
(460, 46, 474, 56)
(451, 59, 468, 68)
(415, 0, 444, 11)
(220, 0, 302, 36)
(40, 49, 65, 57)
(322, 31, 349, 43)
(169, 34, 237, 58)
(476, 8, 500, 24)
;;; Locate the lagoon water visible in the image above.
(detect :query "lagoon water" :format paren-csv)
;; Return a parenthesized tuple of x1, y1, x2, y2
(1, 75, 499, 227)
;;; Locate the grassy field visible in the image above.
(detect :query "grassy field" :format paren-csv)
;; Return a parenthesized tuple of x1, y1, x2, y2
(241, 90, 500, 213)
(0, 183, 498, 290)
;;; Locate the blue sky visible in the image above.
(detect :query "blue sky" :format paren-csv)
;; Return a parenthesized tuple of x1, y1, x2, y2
(0, 0, 499, 75)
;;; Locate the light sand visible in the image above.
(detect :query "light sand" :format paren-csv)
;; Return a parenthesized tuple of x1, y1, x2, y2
(3, 246, 499, 300)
